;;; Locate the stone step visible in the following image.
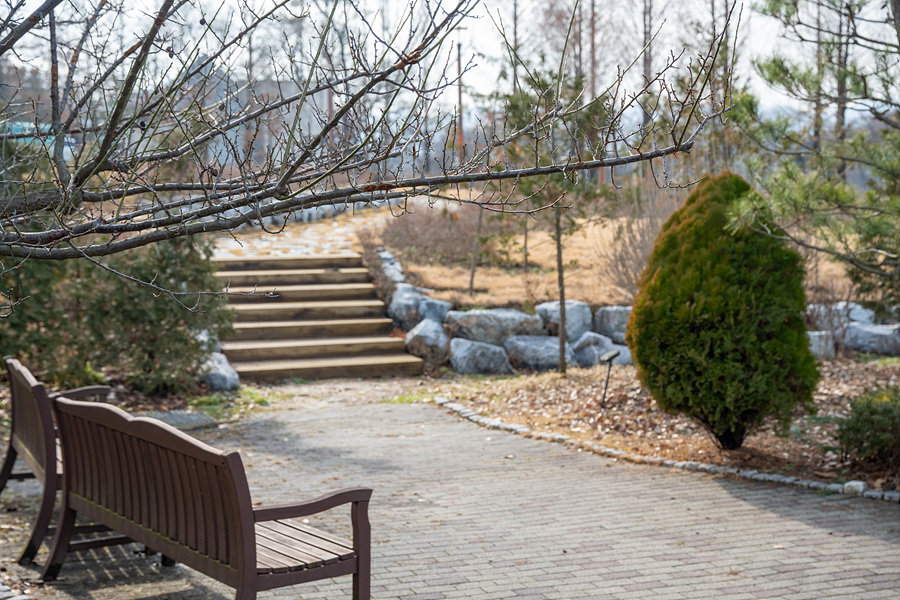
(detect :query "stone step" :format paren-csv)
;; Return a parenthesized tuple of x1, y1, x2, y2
(231, 300, 385, 322)
(213, 254, 363, 272)
(233, 354, 424, 381)
(216, 268, 370, 286)
(221, 336, 404, 362)
(230, 318, 394, 341)
(226, 283, 376, 303)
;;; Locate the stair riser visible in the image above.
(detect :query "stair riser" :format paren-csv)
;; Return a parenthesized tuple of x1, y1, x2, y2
(228, 289, 375, 303)
(236, 360, 423, 381)
(216, 270, 370, 286)
(224, 340, 405, 362)
(230, 321, 393, 341)
(234, 305, 384, 321)
(213, 255, 363, 271)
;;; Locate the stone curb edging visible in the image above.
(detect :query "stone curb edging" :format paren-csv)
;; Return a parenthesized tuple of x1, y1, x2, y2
(433, 396, 900, 504)
(0, 582, 31, 600)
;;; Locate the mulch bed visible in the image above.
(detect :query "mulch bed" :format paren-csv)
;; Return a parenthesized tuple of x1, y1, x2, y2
(435, 358, 900, 492)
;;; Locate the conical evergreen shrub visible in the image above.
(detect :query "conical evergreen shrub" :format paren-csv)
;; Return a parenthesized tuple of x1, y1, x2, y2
(626, 172, 819, 449)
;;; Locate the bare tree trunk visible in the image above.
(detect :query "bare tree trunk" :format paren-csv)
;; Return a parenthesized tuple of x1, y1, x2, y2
(835, 7, 849, 180)
(556, 206, 567, 375)
(813, 2, 823, 152)
(468, 208, 482, 294)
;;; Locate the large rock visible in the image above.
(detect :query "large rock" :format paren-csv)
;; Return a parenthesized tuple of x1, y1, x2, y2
(807, 330, 835, 360)
(449, 338, 513, 375)
(503, 335, 576, 371)
(806, 301, 875, 333)
(593, 306, 632, 344)
(199, 352, 240, 391)
(387, 284, 421, 330)
(845, 322, 900, 355)
(536, 300, 593, 341)
(378, 248, 406, 283)
(444, 309, 545, 346)
(405, 319, 450, 365)
(572, 332, 615, 367)
(388, 284, 451, 331)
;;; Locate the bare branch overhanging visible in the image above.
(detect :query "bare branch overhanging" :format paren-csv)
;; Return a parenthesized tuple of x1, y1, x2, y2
(0, 0, 733, 262)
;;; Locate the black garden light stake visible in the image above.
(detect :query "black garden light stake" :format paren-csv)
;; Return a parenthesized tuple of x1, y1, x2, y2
(599, 349, 620, 409)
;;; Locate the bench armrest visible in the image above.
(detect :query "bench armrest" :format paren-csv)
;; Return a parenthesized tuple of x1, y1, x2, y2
(253, 487, 373, 522)
(50, 386, 111, 401)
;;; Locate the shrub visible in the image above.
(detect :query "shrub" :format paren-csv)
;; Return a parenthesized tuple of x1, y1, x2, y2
(837, 387, 900, 475)
(1, 236, 231, 395)
(626, 172, 819, 449)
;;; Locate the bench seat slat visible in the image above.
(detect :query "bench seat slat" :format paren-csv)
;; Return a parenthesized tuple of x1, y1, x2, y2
(262, 520, 355, 560)
(256, 524, 342, 565)
(255, 541, 324, 573)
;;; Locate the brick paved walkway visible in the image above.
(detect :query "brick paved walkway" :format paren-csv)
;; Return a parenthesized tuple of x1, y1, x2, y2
(1, 382, 898, 599)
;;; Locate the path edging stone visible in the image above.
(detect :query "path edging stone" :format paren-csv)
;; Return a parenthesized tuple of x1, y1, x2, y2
(432, 396, 899, 504)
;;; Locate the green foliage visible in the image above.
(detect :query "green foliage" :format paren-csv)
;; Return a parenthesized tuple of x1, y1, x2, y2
(740, 0, 900, 313)
(627, 173, 819, 449)
(837, 387, 900, 474)
(0, 237, 231, 395)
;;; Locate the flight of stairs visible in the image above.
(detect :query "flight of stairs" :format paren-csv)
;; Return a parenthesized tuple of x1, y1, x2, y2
(214, 254, 424, 381)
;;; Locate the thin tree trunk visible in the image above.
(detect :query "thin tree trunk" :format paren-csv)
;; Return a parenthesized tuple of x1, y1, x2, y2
(556, 207, 566, 375)
(468, 208, 483, 294)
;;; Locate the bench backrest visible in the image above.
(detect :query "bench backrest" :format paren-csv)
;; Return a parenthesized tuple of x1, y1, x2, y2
(53, 397, 256, 583)
(4, 357, 56, 484)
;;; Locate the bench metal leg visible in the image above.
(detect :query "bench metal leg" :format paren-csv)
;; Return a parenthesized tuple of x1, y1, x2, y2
(41, 502, 77, 581)
(0, 444, 16, 493)
(18, 478, 55, 565)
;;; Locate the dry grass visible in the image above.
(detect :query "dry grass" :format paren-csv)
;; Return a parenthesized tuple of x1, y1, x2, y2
(374, 199, 854, 309)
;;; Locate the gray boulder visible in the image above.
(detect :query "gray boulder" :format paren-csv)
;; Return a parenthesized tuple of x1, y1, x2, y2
(199, 352, 239, 391)
(378, 248, 406, 284)
(609, 344, 632, 365)
(572, 332, 616, 367)
(387, 284, 421, 330)
(845, 322, 900, 355)
(593, 306, 632, 344)
(503, 335, 576, 371)
(536, 300, 593, 340)
(449, 338, 513, 375)
(806, 301, 875, 333)
(807, 330, 835, 360)
(405, 318, 450, 365)
(445, 308, 545, 346)
(388, 284, 451, 331)
(418, 296, 452, 323)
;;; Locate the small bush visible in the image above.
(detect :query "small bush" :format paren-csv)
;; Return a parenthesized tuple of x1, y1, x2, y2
(627, 172, 819, 449)
(381, 204, 520, 267)
(0, 236, 231, 395)
(838, 387, 900, 475)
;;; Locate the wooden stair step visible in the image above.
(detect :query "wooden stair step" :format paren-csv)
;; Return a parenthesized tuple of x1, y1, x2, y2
(216, 268, 369, 286)
(230, 319, 394, 341)
(231, 300, 385, 321)
(213, 254, 363, 271)
(226, 283, 376, 303)
(221, 336, 405, 361)
(233, 355, 424, 381)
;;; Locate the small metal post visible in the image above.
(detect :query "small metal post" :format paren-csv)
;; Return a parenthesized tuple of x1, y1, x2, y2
(599, 349, 620, 408)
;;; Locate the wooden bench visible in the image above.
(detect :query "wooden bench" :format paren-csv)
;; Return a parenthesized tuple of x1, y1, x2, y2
(42, 397, 373, 600)
(0, 357, 121, 564)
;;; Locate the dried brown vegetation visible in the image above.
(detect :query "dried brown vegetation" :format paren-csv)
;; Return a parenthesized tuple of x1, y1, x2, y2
(437, 359, 900, 491)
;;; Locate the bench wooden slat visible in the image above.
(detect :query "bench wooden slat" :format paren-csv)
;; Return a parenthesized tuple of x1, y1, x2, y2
(255, 545, 299, 573)
(261, 520, 354, 560)
(255, 524, 342, 565)
(255, 536, 324, 570)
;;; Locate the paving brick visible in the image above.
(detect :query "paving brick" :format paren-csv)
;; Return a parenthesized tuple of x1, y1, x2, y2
(2, 391, 898, 600)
